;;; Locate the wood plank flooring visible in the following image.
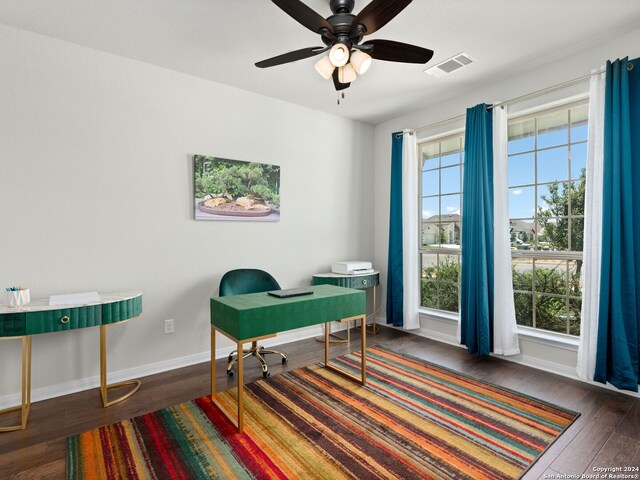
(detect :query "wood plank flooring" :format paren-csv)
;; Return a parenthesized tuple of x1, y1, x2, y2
(0, 326, 638, 479)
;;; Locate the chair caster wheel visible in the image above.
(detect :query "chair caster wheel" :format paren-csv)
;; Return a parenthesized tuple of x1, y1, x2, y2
(228, 355, 233, 362)
(227, 370, 234, 377)
(263, 371, 270, 378)
(282, 358, 288, 365)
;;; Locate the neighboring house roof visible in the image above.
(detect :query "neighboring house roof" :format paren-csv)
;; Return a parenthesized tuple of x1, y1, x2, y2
(423, 214, 461, 224)
(510, 219, 538, 234)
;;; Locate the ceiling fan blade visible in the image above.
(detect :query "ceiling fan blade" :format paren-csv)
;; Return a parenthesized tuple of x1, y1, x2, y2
(271, 0, 334, 34)
(362, 39, 434, 64)
(332, 69, 350, 91)
(351, 0, 413, 36)
(255, 47, 327, 68)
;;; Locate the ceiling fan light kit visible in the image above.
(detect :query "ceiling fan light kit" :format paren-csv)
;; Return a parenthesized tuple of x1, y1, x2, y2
(256, 0, 434, 94)
(350, 49, 372, 75)
(315, 56, 336, 79)
(338, 63, 357, 83)
(329, 43, 350, 67)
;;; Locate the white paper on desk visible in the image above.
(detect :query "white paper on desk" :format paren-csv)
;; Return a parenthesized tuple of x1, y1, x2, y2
(49, 291, 100, 306)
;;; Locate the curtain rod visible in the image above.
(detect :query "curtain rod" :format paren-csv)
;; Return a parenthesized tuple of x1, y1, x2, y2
(396, 63, 633, 139)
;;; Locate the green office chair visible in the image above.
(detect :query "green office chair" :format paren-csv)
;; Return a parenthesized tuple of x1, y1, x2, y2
(219, 268, 288, 378)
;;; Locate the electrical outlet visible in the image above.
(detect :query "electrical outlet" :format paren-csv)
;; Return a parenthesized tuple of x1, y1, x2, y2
(164, 319, 175, 334)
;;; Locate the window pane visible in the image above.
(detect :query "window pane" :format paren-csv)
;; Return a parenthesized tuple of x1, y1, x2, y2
(441, 166, 461, 194)
(570, 104, 588, 143)
(421, 254, 438, 278)
(512, 258, 533, 291)
(571, 217, 584, 251)
(538, 217, 568, 251)
(422, 196, 439, 221)
(439, 284, 459, 313)
(514, 293, 533, 327)
(422, 156, 438, 171)
(421, 281, 437, 309)
(508, 118, 535, 155)
(537, 110, 568, 149)
(571, 142, 587, 180)
(538, 182, 566, 216)
(509, 186, 535, 218)
(570, 180, 585, 215)
(438, 255, 459, 282)
(441, 194, 461, 218)
(535, 294, 568, 333)
(441, 152, 460, 168)
(508, 152, 535, 186)
(538, 146, 569, 183)
(510, 221, 535, 248)
(421, 217, 439, 247)
(534, 259, 567, 295)
(422, 169, 439, 196)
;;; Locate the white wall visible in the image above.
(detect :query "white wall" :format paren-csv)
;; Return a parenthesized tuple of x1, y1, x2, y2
(372, 27, 640, 373)
(0, 24, 374, 406)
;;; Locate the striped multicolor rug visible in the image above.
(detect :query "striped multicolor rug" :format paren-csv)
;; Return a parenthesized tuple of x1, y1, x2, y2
(67, 346, 579, 479)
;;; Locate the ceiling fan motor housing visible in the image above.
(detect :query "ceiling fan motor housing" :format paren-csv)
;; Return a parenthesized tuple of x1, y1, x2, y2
(323, 0, 361, 47)
(329, 0, 355, 14)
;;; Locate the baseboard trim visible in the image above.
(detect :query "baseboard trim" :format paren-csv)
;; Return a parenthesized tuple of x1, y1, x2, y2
(412, 327, 640, 398)
(0, 324, 331, 409)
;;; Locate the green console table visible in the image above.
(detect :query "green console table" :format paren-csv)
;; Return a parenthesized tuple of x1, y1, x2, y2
(312, 270, 379, 335)
(210, 284, 366, 433)
(0, 291, 143, 432)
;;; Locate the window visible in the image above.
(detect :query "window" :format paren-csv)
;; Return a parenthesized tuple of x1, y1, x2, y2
(419, 133, 464, 313)
(508, 101, 588, 335)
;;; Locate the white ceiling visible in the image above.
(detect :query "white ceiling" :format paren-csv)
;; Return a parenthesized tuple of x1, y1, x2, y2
(1, 0, 640, 124)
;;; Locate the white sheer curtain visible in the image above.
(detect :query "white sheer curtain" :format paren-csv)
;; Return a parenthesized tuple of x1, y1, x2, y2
(402, 131, 420, 330)
(577, 70, 605, 381)
(492, 106, 520, 355)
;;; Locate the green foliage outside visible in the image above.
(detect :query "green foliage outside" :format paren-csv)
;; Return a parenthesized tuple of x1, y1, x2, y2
(421, 256, 459, 313)
(194, 156, 280, 207)
(421, 171, 586, 335)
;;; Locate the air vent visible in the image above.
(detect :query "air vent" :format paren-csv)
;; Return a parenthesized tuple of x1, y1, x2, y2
(424, 52, 475, 78)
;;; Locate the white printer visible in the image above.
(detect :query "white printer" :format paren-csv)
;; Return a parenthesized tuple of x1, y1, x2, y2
(331, 261, 374, 275)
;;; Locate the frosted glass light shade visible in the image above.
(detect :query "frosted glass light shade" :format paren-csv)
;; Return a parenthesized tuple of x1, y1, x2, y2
(338, 63, 357, 83)
(329, 43, 350, 67)
(350, 50, 372, 74)
(314, 56, 335, 79)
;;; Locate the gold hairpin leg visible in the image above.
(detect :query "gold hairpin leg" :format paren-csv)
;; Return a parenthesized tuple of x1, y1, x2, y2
(0, 335, 32, 432)
(100, 324, 140, 407)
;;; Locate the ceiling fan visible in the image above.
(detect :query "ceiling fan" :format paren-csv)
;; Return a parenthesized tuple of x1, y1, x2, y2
(255, 0, 434, 92)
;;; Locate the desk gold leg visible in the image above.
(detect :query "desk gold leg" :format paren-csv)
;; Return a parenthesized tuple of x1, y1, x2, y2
(100, 324, 141, 408)
(361, 314, 367, 385)
(0, 336, 32, 432)
(236, 341, 244, 433)
(371, 286, 377, 335)
(211, 326, 216, 399)
(324, 322, 329, 365)
(323, 315, 367, 386)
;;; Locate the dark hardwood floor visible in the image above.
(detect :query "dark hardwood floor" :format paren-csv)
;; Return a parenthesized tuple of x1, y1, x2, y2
(1, 326, 638, 479)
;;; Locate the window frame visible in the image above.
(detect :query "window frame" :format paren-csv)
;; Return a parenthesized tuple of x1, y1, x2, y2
(418, 130, 465, 314)
(508, 98, 588, 336)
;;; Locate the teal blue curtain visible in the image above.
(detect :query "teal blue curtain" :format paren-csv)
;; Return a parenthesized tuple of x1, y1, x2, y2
(387, 132, 404, 326)
(595, 57, 640, 391)
(461, 104, 494, 355)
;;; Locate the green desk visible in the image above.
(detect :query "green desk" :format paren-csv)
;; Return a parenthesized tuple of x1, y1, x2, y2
(0, 291, 143, 432)
(210, 284, 366, 433)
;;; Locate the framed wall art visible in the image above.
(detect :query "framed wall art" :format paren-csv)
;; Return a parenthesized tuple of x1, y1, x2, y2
(194, 155, 280, 222)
